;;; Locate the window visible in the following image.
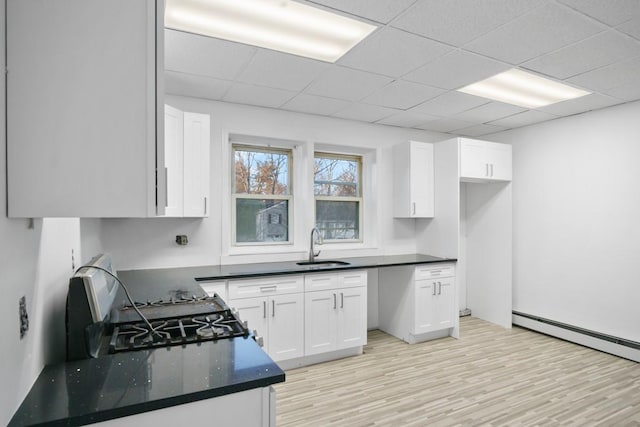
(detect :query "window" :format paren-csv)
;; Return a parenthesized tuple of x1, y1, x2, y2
(314, 152, 362, 242)
(232, 145, 292, 244)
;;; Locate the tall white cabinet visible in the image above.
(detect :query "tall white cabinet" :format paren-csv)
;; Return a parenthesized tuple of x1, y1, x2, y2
(6, 0, 164, 217)
(417, 137, 513, 329)
(392, 141, 435, 218)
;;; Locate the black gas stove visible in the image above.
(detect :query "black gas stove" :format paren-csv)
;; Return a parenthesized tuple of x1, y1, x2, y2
(66, 254, 250, 361)
(109, 294, 249, 353)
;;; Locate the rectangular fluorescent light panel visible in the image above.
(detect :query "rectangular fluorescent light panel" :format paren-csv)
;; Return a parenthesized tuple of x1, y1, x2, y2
(458, 69, 590, 109)
(165, 0, 377, 63)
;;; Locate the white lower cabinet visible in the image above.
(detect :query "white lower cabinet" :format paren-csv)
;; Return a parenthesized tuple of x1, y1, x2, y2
(228, 276, 304, 362)
(379, 264, 457, 343)
(304, 271, 367, 356)
(222, 270, 368, 365)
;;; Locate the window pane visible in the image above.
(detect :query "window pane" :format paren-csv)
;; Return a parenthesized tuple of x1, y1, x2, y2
(236, 199, 289, 243)
(234, 147, 290, 195)
(314, 155, 359, 197)
(315, 200, 359, 240)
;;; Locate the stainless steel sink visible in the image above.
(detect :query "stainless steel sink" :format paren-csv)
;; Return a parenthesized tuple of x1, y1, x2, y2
(296, 260, 350, 267)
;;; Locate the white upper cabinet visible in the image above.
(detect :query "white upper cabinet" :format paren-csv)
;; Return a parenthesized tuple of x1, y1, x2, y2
(6, 0, 164, 217)
(162, 105, 210, 217)
(393, 141, 435, 218)
(460, 138, 512, 182)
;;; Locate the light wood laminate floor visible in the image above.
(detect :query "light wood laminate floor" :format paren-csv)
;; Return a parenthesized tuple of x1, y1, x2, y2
(274, 317, 640, 426)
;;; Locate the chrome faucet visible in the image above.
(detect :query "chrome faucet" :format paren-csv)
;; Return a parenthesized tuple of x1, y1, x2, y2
(309, 227, 322, 262)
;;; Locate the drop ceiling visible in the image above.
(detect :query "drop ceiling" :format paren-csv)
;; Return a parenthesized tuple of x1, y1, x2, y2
(164, 0, 640, 136)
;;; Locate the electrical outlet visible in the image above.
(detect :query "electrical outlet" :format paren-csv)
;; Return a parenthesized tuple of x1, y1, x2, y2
(176, 235, 189, 245)
(19, 296, 29, 339)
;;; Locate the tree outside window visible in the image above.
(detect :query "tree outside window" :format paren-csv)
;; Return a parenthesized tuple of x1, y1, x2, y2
(314, 153, 362, 242)
(233, 145, 292, 244)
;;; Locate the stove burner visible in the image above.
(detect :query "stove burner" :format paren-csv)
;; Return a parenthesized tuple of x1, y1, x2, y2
(109, 309, 249, 353)
(121, 294, 221, 310)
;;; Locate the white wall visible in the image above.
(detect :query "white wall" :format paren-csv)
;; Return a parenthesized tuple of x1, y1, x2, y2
(101, 95, 449, 270)
(491, 100, 640, 342)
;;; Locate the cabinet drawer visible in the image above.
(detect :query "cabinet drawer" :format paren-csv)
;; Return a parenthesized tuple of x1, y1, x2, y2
(415, 264, 455, 280)
(339, 270, 367, 289)
(304, 273, 339, 292)
(199, 281, 227, 300)
(228, 275, 303, 300)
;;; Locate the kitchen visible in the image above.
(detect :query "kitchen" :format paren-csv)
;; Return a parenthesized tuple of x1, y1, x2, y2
(3, 0, 640, 425)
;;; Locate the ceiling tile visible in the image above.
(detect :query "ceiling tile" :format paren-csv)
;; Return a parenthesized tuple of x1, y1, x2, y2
(558, 0, 640, 26)
(304, 66, 393, 101)
(522, 31, 640, 79)
(376, 111, 440, 128)
(465, 3, 604, 64)
(568, 57, 640, 92)
(454, 102, 527, 123)
(416, 118, 475, 133)
(456, 123, 509, 137)
(537, 93, 622, 116)
(412, 91, 489, 116)
(488, 110, 557, 127)
(223, 83, 297, 108)
(281, 94, 351, 116)
(164, 30, 256, 80)
(332, 103, 399, 122)
(306, 0, 416, 24)
(236, 50, 329, 91)
(164, 71, 231, 100)
(404, 50, 510, 90)
(617, 18, 640, 41)
(391, 0, 544, 46)
(338, 27, 452, 78)
(604, 82, 640, 101)
(362, 80, 444, 110)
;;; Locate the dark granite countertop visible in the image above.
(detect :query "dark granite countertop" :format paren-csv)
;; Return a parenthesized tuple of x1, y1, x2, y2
(9, 268, 285, 427)
(117, 254, 457, 290)
(9, 337, 284, 427)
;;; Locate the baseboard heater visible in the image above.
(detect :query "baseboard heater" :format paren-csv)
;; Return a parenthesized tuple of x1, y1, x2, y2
(512, 311, 640, 362)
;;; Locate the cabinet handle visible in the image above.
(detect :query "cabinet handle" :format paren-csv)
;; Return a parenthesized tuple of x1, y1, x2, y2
(412, 202, 416, 215)
(164, 167, 169, 207)
(438, 282, 442, 295)
(204, 197, 207, 215)
(490, 164, 494, 177)
(341, 292, 344, 308)
(260, 285, 277, 292)
(333, 293, 337, 309)
(272, 299, 275, 317)
(485, 163, 489, 177)
(263, 301, 266, 318)
(432, 283, 436, 296)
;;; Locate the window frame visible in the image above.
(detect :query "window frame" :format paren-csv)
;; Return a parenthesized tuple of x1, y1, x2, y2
(231, 144, 294, 247)
(313, 151, 363, 244)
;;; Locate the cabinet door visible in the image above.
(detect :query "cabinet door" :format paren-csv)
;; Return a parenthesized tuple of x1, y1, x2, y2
(304, 290, 337, 356)
(269, 293, 304, 361)
(486, 142, 512, 181)
(183, 112, 211, 217)
(163, 105, 185, 217)
(7, 0, 162, 217)
(229, 297, 269, 346)
(460, 139, 488, 180)
(337, 287, 367, 349)
(410, 142, 434, 217)
(414, 280, 436, 334)
(434, 278, 455, 329)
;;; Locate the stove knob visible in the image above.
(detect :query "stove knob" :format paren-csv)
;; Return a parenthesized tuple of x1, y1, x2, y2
(252, 330, 264, 347)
